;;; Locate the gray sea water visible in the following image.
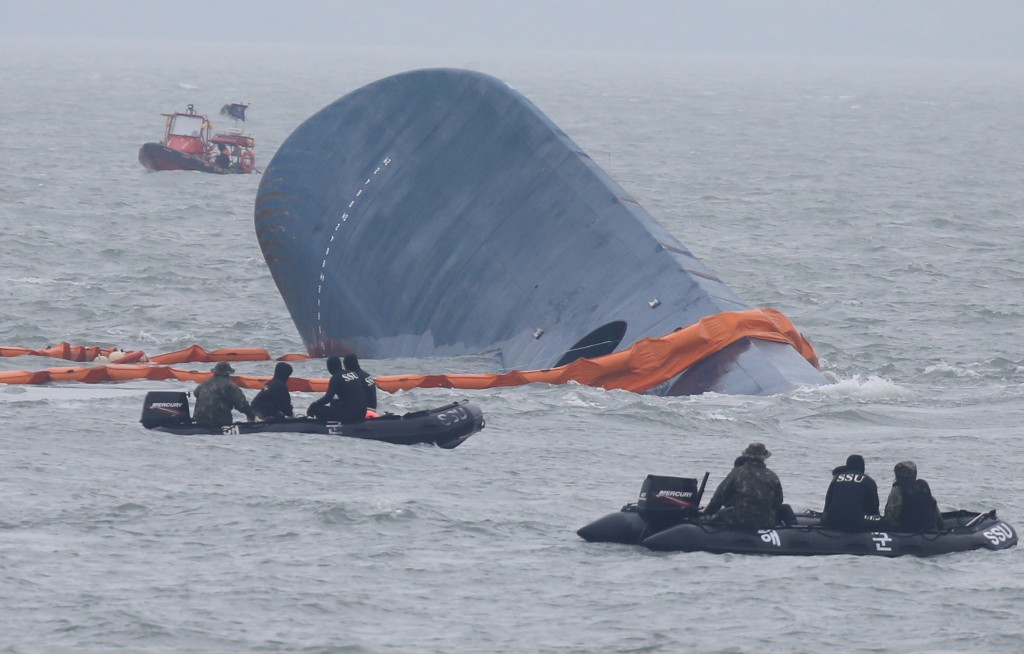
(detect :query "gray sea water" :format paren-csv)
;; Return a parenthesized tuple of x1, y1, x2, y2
(2, 38, 1023, 653)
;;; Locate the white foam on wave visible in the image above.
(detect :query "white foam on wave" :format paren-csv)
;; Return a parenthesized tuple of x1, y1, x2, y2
(922, 360, 981, 378)
(7, 276, 85, 286)
(796, 374, 907, 401)
(700, 410, 737, 422)
(555, 384, 634, 410)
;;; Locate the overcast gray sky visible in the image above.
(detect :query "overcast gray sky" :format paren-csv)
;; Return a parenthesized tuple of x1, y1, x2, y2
(5, 0, 1024, 60)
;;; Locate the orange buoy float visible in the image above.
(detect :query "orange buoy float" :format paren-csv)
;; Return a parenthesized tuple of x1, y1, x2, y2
(239, 149, 255, 173)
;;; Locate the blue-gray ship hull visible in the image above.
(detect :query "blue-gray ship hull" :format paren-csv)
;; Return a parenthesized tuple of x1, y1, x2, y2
(255, 68, 826, 396)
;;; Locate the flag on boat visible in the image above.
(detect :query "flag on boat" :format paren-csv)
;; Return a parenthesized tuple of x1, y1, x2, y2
(220, 103, 248, 121)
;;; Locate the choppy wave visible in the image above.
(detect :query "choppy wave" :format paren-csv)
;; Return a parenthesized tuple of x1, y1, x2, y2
(2, 41, 1024, 653)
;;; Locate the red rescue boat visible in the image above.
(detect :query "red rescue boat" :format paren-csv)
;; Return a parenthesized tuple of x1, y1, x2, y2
(138, 103, 257, 174)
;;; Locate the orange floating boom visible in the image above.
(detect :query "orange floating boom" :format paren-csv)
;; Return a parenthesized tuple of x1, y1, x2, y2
(0, 309, 817, 395)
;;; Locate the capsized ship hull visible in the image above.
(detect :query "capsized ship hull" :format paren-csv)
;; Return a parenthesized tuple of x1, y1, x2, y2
(254, 68, 826, 396)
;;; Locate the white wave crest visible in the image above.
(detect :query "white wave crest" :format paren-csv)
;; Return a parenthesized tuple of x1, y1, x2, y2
(798, 374, 907, 400)
(923, 360, 981, 378)
(7, 276, 85, 286)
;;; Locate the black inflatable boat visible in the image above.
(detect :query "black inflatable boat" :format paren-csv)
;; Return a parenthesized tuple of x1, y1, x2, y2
(578, 474, 1017, 557)
(140, 391, 484, 449)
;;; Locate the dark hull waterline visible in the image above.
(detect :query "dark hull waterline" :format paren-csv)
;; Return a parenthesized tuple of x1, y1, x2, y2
(138, 142, 237, 174)
(255, 68, 827, 396)
(143, 397, 484, 449)
(578, 506, 1018, 557)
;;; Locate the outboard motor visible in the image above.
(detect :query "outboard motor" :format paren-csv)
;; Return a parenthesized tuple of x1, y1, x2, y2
(637, 475, 701, 534)
(140, 391, 191, 428)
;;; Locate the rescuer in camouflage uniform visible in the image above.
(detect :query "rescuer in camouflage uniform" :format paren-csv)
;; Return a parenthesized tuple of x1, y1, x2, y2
(703, 442, 784, 529)
(883, 461, 943, 531)
(193, 361, 255, 426)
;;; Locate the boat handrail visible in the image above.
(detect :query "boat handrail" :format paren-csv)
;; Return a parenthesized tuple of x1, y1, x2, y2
(964, 510, 995, 528)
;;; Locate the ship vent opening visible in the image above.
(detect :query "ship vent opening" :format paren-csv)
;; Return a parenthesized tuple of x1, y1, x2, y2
(555, 321, 627, 367)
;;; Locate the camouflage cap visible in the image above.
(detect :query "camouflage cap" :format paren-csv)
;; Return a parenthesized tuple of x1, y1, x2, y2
(741, 442, 771, 459)
(212, 361, 235, 376)
(894, 460, 917, 481)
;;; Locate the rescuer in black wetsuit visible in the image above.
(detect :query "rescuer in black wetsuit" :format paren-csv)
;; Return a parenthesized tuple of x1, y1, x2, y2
(307, 356, 367, 424)
(215, 144, 231, 169)
(251, 361, 294, 420)
(343, 354, 377, 410)
(883, 461, 944, 531)
(821, 454, 880, 531)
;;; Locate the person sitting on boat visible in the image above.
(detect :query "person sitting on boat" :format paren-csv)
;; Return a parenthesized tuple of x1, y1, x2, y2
(702, 442, 784, 529)
(343, 354, 378, 413)
(729, 453, 796, 526)
(193, 361, 255, 426)
(821, 454, 880, 531)
(883, 461, 943, 531)
(307, 355, 367, 424)
(251, 362, 294, 421)
(215, 144, 231, 169)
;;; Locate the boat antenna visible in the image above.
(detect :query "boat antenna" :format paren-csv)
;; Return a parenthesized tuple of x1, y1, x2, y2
(694, 472, 710, 508)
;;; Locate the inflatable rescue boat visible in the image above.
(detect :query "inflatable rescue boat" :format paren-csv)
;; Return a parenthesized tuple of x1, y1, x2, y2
(578, 475, 1017, 557)
(140, 391, 483, 449)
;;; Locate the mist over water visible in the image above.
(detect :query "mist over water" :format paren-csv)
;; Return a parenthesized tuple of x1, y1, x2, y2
(2, 39, 1023, 652)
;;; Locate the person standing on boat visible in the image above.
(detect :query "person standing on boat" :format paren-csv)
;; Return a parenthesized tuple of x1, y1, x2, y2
(821, 454, 880, 531)
(702, 442, 784, 529)
(193, 361, 255, 426)
(307, 356, 367, 424)
(343, 354, 378, 412)
(215, 144, 231, 169)
(251, 362, 294, 420)
(883, 461, 943, 531)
